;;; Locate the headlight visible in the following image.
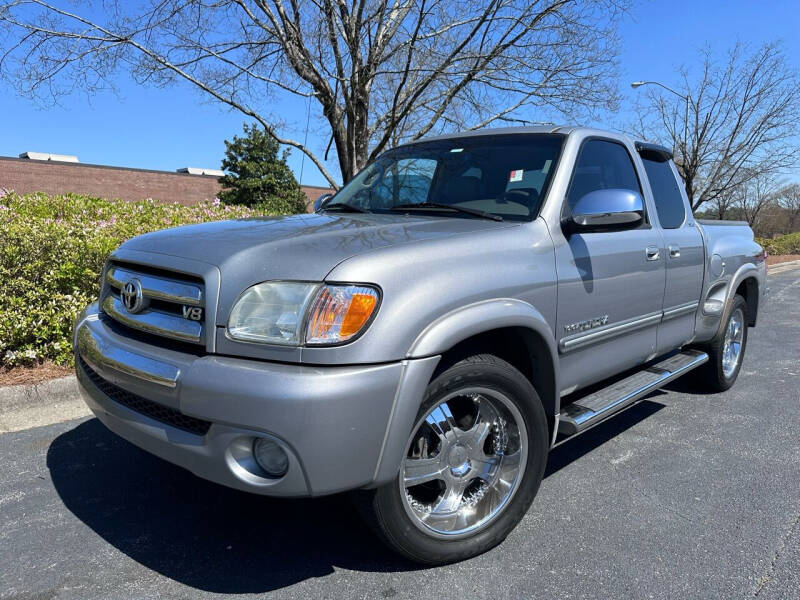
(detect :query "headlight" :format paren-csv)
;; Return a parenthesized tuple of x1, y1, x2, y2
(228, 282, 319, 345)
(227, 282, 379, 346)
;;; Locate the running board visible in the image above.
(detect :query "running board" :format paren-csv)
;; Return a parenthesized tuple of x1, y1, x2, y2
(557, 350, 708, 437)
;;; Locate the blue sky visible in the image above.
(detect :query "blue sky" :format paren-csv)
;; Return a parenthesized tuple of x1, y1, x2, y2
(1, 0, 798, 187)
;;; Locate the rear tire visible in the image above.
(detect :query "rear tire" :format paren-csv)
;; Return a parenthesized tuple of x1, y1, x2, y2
(695, 294, 748, 392)
(358, 354, 549, 565)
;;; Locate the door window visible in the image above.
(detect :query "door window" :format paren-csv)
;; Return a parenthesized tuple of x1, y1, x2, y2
(641, 158, 686, 229)
(566, 140, 641, 210)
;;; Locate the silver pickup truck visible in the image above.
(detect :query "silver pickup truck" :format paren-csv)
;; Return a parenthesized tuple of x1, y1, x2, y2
(74, 126, 766, 564)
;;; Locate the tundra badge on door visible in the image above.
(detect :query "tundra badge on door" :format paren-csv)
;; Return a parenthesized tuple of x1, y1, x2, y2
(564, 315, 609, 333)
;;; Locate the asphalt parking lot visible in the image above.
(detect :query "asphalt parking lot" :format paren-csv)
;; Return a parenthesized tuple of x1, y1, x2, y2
(1, 270, 798, 600)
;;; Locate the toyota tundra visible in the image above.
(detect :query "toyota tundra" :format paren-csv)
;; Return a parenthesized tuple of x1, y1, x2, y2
(74, 126, 767, 564)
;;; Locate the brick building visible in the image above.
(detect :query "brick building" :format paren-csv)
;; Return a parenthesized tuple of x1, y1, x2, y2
(0, 153, 334, 209)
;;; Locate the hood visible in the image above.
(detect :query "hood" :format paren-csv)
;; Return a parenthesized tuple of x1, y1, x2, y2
(119, 212, 515, 321)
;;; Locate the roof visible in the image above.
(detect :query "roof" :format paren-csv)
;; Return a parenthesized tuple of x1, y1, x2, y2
(398, 125, 572, 146)
(393, 125, 660, 153)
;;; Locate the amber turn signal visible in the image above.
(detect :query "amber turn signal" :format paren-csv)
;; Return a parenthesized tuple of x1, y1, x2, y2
(306, 285, 379, 344)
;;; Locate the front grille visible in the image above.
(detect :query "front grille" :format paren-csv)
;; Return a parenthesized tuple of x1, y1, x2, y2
(102, 261, 207, 346)
(79, 357, 212, 436)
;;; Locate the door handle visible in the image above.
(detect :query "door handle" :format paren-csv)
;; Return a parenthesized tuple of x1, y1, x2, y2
(668, 245, 681, 258)
(645, 246, 660, 261)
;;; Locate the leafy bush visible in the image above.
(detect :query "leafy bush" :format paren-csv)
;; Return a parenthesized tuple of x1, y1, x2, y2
(0, 192, 255, 367)
(219, 123, 309, 214)
(756, 232, 800, 255)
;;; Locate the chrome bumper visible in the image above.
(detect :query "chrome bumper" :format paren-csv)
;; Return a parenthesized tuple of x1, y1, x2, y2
(73, 303, 439, 497)
(77, 323, 180, 388)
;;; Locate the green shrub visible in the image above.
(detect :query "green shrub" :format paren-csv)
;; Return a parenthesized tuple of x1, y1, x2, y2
(0, 192, 257, 367)
(219, 123, 309, 213)
(756, 232, 800, 256)
(250, 195, 309, 215)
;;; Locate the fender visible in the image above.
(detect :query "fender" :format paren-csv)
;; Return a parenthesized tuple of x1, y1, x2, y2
(407, 298, 559, 417)
(714, 263, 761, 338)
(408, 297, 558, 364)
(372, 298, 560, 485)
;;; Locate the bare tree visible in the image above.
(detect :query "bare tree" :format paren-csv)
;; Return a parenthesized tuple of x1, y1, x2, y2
(728, 170, 782, 228)
(0, 0, 625, 187)
(633, 43, 800, 212)
(774, 183, 800, 233)
(706, 190, 737, 221)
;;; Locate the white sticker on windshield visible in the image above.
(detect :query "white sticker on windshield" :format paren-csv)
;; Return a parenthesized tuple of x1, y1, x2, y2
(542, 159, 552, 174)
(450, 148, 464, 153)
(509, 169, 524, 182)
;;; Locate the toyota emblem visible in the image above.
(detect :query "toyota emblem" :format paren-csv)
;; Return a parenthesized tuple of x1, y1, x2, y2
(121, 279, 145, 314)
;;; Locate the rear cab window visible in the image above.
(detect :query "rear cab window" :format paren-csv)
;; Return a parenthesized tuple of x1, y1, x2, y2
(640, 156, 686, 229)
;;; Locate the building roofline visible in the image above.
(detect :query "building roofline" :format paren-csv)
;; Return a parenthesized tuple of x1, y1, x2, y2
(0, 155, 223, 178)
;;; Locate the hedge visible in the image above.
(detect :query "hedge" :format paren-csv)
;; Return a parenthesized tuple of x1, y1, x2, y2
(0, 192, 258, 367)
(756, 232, 800, 256)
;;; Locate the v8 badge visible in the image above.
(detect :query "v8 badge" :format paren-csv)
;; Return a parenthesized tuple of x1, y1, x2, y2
(182, 305, 203, 321)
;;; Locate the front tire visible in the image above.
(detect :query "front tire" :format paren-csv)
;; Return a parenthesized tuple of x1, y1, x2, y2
(696, 294, 748, 392)
(360, 354, 549, 565)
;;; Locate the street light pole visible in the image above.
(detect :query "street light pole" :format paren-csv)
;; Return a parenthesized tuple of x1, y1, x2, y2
(631, 80, 689, 156)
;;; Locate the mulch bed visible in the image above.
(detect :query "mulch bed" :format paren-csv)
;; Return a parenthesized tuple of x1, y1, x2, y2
(767, 254, 800, 266)
(0, 362, 73, 387)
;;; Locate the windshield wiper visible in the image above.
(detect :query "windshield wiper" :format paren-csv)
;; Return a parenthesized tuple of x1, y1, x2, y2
(390, 202, 503, 222)
(322, 202, 371, 214)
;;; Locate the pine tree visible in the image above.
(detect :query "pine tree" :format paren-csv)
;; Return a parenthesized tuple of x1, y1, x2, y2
(219, 123, 307, 214)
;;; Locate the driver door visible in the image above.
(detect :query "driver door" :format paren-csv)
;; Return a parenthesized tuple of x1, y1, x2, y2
(555, 139, 666, 393)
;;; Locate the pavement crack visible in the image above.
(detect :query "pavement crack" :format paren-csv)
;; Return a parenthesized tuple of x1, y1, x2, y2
(627, 479, 696, 524)
(753, 506, 800, 597)
(608, 450, 698, 525)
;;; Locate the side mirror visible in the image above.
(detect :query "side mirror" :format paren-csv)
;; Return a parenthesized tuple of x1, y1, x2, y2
(568, 189, 644, 232)
(314, 193, 334, 213)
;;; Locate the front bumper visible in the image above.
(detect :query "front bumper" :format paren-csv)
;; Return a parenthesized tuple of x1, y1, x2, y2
(74, 304, 439, 497)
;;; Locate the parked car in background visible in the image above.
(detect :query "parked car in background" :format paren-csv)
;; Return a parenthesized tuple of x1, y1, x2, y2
(74, 126, 766, 564)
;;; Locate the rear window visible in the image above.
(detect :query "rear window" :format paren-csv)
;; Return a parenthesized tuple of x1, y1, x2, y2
(642, 158, 686, 229)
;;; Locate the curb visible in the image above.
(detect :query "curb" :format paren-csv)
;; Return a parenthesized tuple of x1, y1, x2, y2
(0, 375, 89, 433)
(768, 259, 800, 275)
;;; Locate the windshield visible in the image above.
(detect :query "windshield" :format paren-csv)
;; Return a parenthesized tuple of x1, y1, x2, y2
(328, 134, 564, 221)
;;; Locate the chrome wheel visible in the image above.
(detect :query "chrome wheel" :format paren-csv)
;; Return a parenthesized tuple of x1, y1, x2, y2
(399, 387, 528, 538)
(722, 307, 745, 378)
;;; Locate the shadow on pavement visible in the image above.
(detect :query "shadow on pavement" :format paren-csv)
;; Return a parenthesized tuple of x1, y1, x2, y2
(661, 373, 717, 395)
(46, 419, 414, 594)
(47, 399, 665, 593)
(545, 397, 666, 476)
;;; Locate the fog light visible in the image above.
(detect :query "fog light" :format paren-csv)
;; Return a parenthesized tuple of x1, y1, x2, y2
(253, 438, 289, 478)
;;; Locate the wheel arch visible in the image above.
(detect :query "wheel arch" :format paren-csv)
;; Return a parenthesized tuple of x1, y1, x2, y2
(715, 264, 760, 337)
(407, 298, 559, 419)
(735, 276, 759, 327)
